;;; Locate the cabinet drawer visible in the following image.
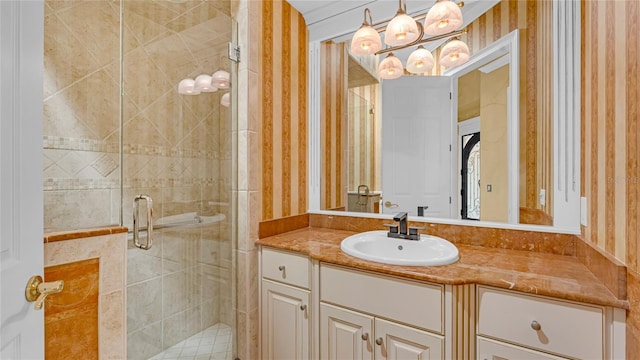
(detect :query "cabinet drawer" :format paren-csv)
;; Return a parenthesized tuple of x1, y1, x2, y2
(477, 286, 603, 359)
(320, 264, 443, 333)
(477, 337, 569, 360)
(262, 247, 310, 289)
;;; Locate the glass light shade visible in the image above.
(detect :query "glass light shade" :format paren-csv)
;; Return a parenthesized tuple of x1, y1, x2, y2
(424, 0, 463, 36)
(350, 25, 382, 55)
(378, 53, 404, 80)
(211, 70, 230, 89)
(194, 74, 215, 92)
(439, 39, 470, 68)
(178, 78, 200, 95)
(384, 11, 420, 46)
(406, 46, 435, 74)
(220, 93, 230, 107)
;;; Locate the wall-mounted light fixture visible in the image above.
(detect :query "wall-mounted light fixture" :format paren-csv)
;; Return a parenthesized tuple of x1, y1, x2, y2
(178, 70, 231, 95)
(351, 0, 470, 78)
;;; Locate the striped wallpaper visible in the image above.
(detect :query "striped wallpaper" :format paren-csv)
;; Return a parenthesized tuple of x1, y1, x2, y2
(580, 2, 639, 355)
(459, 0, 554, 223)
(261, 0, 308, 220)
(581, 0, 640, 269)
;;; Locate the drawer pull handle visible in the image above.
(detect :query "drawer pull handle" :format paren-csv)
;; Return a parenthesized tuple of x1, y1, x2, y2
(375, 337, 383, 346)
(530, 320, 541, 331)
(299, 304, 307, 311)
(361, 333, 369, 341)
(278, 265, 285, 271)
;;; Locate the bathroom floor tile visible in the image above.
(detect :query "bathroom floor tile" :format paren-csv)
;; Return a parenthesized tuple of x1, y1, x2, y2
(150, 323, 233, 360)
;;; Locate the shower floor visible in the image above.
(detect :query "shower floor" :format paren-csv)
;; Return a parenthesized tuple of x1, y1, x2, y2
(149, 324, 233, 360)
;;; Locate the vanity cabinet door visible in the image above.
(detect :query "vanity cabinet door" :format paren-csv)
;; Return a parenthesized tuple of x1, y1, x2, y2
(261, 279, 310, 360)
(320, 303, 374, 360)
(374, 318, 444, 360)
(477, 337, 569, 360)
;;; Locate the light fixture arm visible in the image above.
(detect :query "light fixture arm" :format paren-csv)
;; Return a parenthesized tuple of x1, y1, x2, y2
(375, 28, 466, 55)
(398, 0, 407, 14)
(362, 8, 373, 26)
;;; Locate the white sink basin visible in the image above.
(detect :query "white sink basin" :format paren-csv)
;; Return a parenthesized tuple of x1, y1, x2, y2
(340, 230, 459, 266)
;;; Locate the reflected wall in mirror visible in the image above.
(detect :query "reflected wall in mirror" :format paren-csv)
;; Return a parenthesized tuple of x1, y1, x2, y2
(319, 0, 554, 227)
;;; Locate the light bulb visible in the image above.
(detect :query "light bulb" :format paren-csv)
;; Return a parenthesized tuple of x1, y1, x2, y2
(178, 78, 200, 95)
(384, 11, 419, 46)
(378, 53, 403, 80)
(211, 70, 231, 89)
(439, 39, 470, 68)
(221, 93, 230, 107)
(424, 0, 463, 36)
(351, 24, 382, 55)
(194, 74, 214, 92)
(406, 46, 434, 74)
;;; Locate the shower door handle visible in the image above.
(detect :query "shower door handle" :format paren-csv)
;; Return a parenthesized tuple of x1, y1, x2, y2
(133, 194, 153, 250)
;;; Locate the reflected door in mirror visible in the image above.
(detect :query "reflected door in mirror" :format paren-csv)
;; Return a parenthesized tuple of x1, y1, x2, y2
(382, 76, 453, 218)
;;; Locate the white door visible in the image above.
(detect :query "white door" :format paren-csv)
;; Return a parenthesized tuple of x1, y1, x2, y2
(320, 303, 374, 360)
(0, 1, 46, 359)
(374, 318, 444, 360)
(261, 280, 310, 360)
(382, 76, 453, 217)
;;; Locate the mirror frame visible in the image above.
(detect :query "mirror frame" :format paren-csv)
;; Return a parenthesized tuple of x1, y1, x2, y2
(306, 0, 581, 234)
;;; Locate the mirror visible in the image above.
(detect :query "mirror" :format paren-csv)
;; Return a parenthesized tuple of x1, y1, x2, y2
(321, 31, 525, 223)
(305, 0, 581, 232)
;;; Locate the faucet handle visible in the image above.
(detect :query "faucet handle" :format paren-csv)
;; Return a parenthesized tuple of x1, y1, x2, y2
(383, 223, 399, 234)
(408, 226, 425, 237)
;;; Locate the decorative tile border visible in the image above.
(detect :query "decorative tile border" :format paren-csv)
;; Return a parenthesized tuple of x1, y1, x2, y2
(42, 136, 220, 160)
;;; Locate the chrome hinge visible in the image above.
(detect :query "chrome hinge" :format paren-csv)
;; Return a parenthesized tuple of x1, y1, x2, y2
(449, 196, 452, 204)
(228, 43, 240, 63)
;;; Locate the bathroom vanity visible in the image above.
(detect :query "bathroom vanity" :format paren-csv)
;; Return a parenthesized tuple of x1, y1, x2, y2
(257, 228, 627, 360)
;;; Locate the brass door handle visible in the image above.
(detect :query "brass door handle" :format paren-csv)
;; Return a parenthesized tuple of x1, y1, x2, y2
(25, 275, 64, 310)
(384, 201, 398, 208)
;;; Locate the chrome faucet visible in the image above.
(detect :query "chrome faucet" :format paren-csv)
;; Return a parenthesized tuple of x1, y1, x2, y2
(394, 212, 408, 235)
(384, 212, 424, 240)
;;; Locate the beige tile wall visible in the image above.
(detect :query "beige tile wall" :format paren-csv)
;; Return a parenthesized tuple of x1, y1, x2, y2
(232, 0, 262, 358)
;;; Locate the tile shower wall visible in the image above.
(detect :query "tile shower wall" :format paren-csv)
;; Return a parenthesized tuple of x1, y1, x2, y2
(43, 0, 122, 231)
(42, 1, 235, 359)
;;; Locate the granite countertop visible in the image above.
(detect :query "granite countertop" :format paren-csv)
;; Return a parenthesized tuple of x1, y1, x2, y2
(256, 227, 629, 309)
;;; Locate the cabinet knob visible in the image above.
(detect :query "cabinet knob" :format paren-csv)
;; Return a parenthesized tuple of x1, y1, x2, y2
(278, 265, 285, 271)
(375, 337, 383, 346)
(361, 333, 369, 341)
(530, 320, 541, 331)
(300, 304, 307, 311)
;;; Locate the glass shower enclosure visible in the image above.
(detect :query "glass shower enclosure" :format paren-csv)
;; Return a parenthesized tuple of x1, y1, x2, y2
(42, 1, 237, 359)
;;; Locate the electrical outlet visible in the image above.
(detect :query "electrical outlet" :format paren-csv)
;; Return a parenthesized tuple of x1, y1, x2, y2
(580, 197, 588, 226)
(539, 189, 546, 207)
